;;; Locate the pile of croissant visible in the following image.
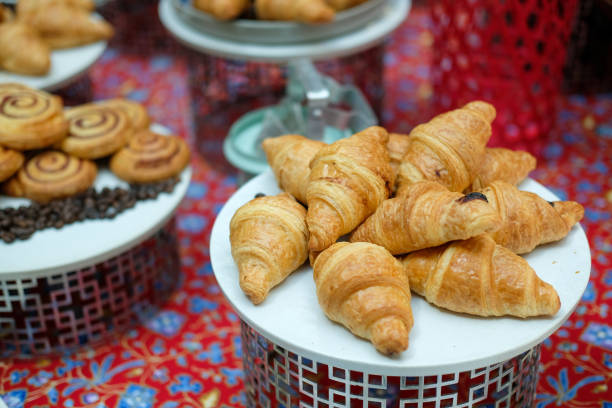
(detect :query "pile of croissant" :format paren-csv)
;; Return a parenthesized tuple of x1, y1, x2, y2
(229, 101, 584, 356)
(0, 0, 113, 76)
(193, 0, 369, 23)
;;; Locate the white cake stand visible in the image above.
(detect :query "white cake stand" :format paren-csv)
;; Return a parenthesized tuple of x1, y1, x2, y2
(210, 170, 591, 406)
(0, 40, 107, 92)
(158, 0, 410, 62)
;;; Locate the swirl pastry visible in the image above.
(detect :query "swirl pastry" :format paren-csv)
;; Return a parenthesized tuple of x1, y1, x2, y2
(96, 98, 150, 132)
(0, 146, 24, 183)
(110, 130, 190, 183)
(3, 150, 97, 203)
(59, 104, 133, 159)
(0, 88, 69, 150)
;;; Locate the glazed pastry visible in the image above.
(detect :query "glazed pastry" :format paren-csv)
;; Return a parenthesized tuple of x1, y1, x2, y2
(314, 242, 413, 355)
(0, 21, 51, 76)
(17, 0, 114, 49)
(110, 130, 190, 183)
(387, 132, 410, 182)
(0, 146, 24, 183)
(262, 134, 325, 205)
(3, 150, 97, 203)
(396, 101, 495, 194)
(350, 181, 500, 254)
(96, 98, 150, 132)
(255, 0, 335, 23)
(59, 104, 133, 159)
(469, 148, 536, 191)
(325, 0, 368, 11)
(230, 193, 309, 304)
(0, 87, 69, 150)
(193, 0, 250, 20)
(400, 234, 560, 317)
(481, 181, 584, 254)
(306, 126, 394, 252)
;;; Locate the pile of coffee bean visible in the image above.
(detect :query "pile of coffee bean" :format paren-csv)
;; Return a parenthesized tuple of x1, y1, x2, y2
(0, 177, 180, 243)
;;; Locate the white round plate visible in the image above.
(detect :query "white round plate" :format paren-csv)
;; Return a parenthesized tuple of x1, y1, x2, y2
(0, 40, 107, 92)
(0, 124, 192, 278)
(159, 0, 410, 62)
(210, 170, 591, 376)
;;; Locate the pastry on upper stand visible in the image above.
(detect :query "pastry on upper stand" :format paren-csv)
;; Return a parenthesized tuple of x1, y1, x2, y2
(59, 103, 133, 159)
(306, 126, 394, 253)
(193, 0, 251, 20)
(399, 234, 560, 318)
(396, 101, 495, 194)
(0, 86, 69, 150)
(230, 193, 309, 304)
(109, 130, 190, 183)
(0, 20, 51, 76)
(3, 150, 97, 203)
(314, 241, 414, 355)
(350, 181, 500, 255)
(255, 0, 335, 23)
(262, 134, 325, 205)
(480, 180, 584, 254)
(17, 0, 114, 49)
(468, 148, 536, 192)
(0, 146, 24, 183)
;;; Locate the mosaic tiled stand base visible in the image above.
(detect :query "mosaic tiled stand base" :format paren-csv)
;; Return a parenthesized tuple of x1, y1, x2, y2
(0, 220, 180, 358)
(241, 321, 540, 408)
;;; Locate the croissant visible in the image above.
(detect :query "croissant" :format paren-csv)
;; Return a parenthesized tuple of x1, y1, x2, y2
(0, 22, 50, 76)
(262, 134, 325, 205)
(387, 132, 410, 183)
(17, 0, 114, 49)
(400, 234, 560, 317)
(254, 0, 335, 23)
(314, 242, 414, 355)
(193, 0, 250, 20)
(230, 193, 309, 305)
(325, 0, 368, 11)
(396, 101, 495, 194)
(468, 148, 536, 192)
(307, 126, 394, 252)
(350, 181, 500, 254)
(481, 181, 584, 254)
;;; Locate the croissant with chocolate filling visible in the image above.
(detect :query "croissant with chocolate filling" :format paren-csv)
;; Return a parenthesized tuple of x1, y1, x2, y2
(469, 148, 536, 192)
(396, 101, 495, 194)
(307, 126, 394, 253)
(350, 181, 500, 254)
(314, 242, 413, 355)
(400, 234, 560, 317)
(0, 21, 50, 76)
(481, 181, 584, 254)
(262, 134, 325, 205)
(193, 0, 250, 20)
(230, 193, 309, 304)
(255, 0, 335, 23)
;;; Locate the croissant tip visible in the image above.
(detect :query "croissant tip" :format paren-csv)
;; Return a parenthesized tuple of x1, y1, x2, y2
(537, 283, 561, 316)
(371, 317, 410, 355)
(239, 265, 270, 305)
(554, 201, 584, 228)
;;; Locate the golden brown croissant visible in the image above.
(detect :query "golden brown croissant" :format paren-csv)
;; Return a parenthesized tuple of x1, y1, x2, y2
(469, 148, 536, 191)
(325, 0, 368, 11)
(0, 21, 50, 76)
(314, 242, 413, 355)
(262, 134, 325, 205)
(193, 0, 250, 20)
(396, 101, 495, 194)
(306, 126, 394, 252)
(481, 181, 584, 254)
(255, 0, 335, 23)
(400, 234, 560, 317)
(387, 132, 410, 183)
(350, 181, 500, 254)
(17, 0, 114, 49)
(230, 193, 309, 305)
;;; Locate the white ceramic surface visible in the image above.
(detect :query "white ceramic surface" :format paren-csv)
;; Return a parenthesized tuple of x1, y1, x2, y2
(210, 170, 591, 376)
(0, 40, 107, 91)
(0, 124, 192, 277)
(159, 0, 409, 62)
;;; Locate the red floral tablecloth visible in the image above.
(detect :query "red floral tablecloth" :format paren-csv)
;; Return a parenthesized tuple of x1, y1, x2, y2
(1, 4, 611, 408)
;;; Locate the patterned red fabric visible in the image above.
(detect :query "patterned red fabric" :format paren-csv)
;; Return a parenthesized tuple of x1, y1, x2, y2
(1, 3, 611, 408)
